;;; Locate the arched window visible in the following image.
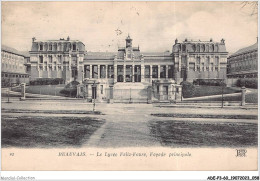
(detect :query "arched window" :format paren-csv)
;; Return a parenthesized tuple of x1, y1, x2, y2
(182, 44, 186, 52)
(197, 44, 200, 52)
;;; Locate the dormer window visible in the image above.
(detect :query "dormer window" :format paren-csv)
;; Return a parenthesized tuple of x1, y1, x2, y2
(73, 44, 76, 51)
(40, 44, 43, 51)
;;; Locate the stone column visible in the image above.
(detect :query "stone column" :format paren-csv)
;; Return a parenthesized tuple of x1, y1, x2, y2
(176, 86, 182, 102)
(97, 65, 100, 79)
(132, 64, 135, 82)
(150, 65, 153, 83)
(158, 65, 160, 79)
(90, 65, 92, 78)
(166, 65, 169, 79)
(87, 84, 92, 101)
(114, 64, 117, 83)
(20, 83, 26, 101)
(105, 65, 108, 79)
(141, 64, 145, 82)
(172, 84, 176, 102)
(123, 64, 126, 82)
(241, 86, 246, 106)
(179, 55, 181, 72)
(168, 84, 172, 101)
(76, 85, 80, 98)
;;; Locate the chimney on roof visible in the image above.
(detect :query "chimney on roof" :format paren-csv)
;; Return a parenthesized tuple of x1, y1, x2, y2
(210, 38, 213, 42)
(32, 37, 36, 42)
(221, 38, 225, 44)
(175, 38, 178, 44)
(67, 36, 70, 41)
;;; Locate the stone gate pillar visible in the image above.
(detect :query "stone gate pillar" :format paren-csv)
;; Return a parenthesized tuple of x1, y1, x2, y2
(241, 86, 246, 106)
(109, 86, 114, 103)
(147, 86, 152, 104)
(20, 83, 26, 101)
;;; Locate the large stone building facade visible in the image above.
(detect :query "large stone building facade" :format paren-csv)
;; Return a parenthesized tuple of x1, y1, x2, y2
(227, 41, 258, 79)
(1, 45, 30, 87)
(29, 36, 228, 102)
(29, 36, 85, 83)
(172, 38, 228, 83)
(226, 40, 258, 87)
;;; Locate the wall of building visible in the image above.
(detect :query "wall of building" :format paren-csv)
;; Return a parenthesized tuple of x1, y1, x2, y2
(172, 39, 228, 83)
(1, 47, 30, 86)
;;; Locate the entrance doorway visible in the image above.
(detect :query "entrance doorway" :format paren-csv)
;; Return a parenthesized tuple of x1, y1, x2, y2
(92, 86, 97, 99)
(162, 86, 168, 100)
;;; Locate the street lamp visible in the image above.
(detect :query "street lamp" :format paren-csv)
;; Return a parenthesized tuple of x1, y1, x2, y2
(93, 80, 96, 112)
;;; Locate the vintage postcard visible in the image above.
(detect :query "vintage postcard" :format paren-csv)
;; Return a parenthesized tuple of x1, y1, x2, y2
(1, 0, 258, 175)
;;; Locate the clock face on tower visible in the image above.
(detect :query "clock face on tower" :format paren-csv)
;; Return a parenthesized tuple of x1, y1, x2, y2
(126, 40, 132, 48)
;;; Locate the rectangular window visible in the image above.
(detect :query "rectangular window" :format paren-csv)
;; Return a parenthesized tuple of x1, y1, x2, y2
(125, 65, 133, 82)
(72, 56, 77, 66)
(134, 65, 141, 82)
(152, 66, 158, 78)
(49, 45, 52, 51)
(108, 65, 114, 78)
(49, 56, 52, 63)
(168, 65, 174, 78)
(58, 55, 62, 63)
(72, 68, 78, 79)
(73, 44, 76, 51)
(92, 65, 98, 79)
(100, 65, 106, 78)
(202, 63, 205, 71)
(40, 44, 43, 51)
(189, 63, 195, 71)
(39, 56, 43, 63)
(180, 68, 186, 78)
(84, 65, 90, 78)
(117, 65, 124, 82)
(145, 65, 150, 78)
(160, 65, 166, 78)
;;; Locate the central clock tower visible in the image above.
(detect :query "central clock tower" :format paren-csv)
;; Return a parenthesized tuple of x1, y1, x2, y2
(126, 34, 132, 48)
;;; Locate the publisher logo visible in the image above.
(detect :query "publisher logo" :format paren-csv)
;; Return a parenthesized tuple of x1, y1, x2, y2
(236, 149, 247, 157)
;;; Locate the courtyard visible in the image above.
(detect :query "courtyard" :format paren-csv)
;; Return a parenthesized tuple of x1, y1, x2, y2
(1, 99, 258, 148)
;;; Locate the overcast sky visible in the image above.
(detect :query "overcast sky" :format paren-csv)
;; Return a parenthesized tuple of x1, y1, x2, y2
(2, 1, 258, 54)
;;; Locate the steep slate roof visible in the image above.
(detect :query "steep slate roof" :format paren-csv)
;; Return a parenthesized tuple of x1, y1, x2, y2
(85, 52, 116, 60)
(85, 51, 172, 60)
(1, 45, 29, 57)
(172, 39, 227, 53)
(230, 42, 258, 57)
(143, 51, 172, 56)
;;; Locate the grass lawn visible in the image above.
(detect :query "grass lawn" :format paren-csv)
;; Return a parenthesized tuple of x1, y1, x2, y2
(2, 116, 105, 148)
(1, 109, 102, 115)
(11, 85, 66, 97)
(192, 86, 241, 98)
(148, 120, 258, 147)
(151, 113, 257, 120)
